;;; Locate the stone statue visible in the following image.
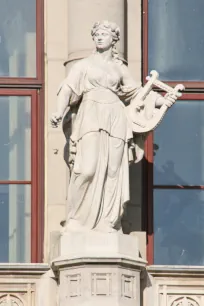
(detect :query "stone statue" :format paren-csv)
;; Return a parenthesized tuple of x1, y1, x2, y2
(50, 20, 184, 233)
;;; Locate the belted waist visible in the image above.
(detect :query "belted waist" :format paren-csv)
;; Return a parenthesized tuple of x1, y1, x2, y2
(83, 88, 120, 104)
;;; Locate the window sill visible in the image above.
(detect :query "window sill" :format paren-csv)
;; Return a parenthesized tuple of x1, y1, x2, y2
(147, 265, 204, 277)
(0, 263, 49, 275)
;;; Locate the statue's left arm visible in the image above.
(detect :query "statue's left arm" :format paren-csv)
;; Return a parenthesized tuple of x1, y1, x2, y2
(120, 64, 185, 134)
(120, 64, 178, 110)
(119, 64, 142, 103)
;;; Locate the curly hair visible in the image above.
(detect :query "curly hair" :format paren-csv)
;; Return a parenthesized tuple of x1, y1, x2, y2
(91, 20, 120, 43)
(91, 21, 121, 62)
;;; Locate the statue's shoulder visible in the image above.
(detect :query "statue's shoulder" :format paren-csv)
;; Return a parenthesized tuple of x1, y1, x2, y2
(70, 58, 90, 71)
(114, 57, 128, 67)
(115, 61, 129, 77)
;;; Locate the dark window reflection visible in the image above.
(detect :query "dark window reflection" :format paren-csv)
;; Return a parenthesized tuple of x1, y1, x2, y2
(154, 189, 204, 265)
(154, 101, 204, 186)
(0, 0, 36, 77)
(0, 96, 31, 180)
(0, 191, 8, 262)
(0, 185, 31, 263)
(148, 0, 204, 81)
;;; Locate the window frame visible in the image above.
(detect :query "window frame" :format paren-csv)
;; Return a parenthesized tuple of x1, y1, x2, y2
(0, 0, 44, 263)
(142, 0, 204, 89)
(0, 0, 44, 86)
(0, 89, 44, 263)
(144, 93, 204, 265)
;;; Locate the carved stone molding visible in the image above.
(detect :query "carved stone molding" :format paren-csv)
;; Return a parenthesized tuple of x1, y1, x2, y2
(171, 296, 199, 306)
(146, 266, 204, 306)
(0, 264, 49, 306)
(67, 274, 81, 298)
(91, 273, 112, 296)
(121, 274, 136, 299)
(0, 283, 35, 306)
(0, 294, 24, 306)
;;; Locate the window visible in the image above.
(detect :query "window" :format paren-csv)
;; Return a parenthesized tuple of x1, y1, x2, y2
(0, 0, 43, 85)
(0, 0, 44, 263)
(0, 0, 36, 77)
(148, 0, 204, 82)
(0, 90, 43, 263)
(143, 0, 204, 265)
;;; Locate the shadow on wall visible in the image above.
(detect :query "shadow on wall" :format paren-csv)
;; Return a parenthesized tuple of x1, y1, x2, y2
(122, 161, 143, 234)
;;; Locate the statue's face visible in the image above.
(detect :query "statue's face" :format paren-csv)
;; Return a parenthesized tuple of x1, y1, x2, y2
(93, 28, 113, 51)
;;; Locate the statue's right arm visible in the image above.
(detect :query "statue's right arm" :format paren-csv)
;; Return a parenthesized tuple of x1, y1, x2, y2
(51, 60, 86, 128)
(50, 84, 72, 128)
(56, 84, 72, 118)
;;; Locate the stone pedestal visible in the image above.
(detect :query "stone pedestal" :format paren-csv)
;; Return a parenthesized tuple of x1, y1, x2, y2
(52, 231, 146, 306)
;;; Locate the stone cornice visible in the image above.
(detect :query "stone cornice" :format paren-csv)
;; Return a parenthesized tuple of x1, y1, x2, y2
(147, 265, 204, 277)
(0, 263, 50, 276)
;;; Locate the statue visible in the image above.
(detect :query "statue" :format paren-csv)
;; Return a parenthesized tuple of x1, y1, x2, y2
(50, 21, 184, 233)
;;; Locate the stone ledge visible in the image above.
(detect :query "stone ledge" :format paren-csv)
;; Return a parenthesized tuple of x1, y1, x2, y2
(147, 265, 204, 277)
(0, 263, 50, 276)
(52, 256, 147, 271)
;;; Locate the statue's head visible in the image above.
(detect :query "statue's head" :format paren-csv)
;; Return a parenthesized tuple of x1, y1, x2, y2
(91, 21, 120, 51)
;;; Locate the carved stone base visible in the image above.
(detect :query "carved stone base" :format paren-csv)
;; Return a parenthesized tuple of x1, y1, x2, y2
(52, 231, 146, 306)
(60, 230, 139, 258)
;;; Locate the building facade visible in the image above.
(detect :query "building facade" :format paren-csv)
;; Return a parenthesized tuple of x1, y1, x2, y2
(0, 0, 203, 305)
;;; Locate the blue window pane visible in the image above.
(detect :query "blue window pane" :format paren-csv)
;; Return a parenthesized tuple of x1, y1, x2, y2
(154, 101, 204, 186)
(154, 189, 204, 265)
(148, 0, 204, 81)
(0, 185, 31, 263)
(0, 96, 31, 181)
(0, 0, 36, 77)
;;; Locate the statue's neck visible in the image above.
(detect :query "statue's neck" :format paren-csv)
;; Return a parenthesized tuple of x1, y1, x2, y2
(95, 48, 112, 62)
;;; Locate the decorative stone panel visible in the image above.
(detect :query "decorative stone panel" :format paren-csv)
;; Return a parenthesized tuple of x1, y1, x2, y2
(0, 294, 24, 306)
(146, 266, 204, 306)
(0, 284, 35, 306)
(0, 264, 49, 306)
(67, 274, 81, 297)
(91, 273, 112, 296)
(170, 296, 199, 306)
(121, 274, 136, 299)
(156, 284, 204, 306)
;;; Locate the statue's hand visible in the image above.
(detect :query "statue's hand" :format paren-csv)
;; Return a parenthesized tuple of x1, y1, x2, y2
(50, 112, 62, 128)
(130, 96, 144, 112)
(164, 92, 179, 108)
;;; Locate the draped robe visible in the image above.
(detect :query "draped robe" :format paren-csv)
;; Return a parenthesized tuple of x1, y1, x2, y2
(57, 55, 161, 231)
